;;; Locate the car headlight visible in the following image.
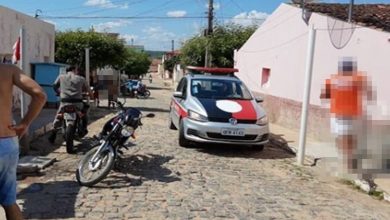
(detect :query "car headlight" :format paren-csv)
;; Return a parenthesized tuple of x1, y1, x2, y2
(256, 115, 268, 126)
(188, 110, 208, 122)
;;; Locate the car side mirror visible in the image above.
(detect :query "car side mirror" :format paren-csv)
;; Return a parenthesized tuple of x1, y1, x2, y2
(173, 91, 184, 99)
(255, 97, 264, 103)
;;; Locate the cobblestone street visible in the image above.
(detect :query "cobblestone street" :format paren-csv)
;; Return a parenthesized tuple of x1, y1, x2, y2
(12, 77, 390, 220)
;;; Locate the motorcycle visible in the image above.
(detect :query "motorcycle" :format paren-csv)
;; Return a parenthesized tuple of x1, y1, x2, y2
(76, 100, 154, 186)
(59, 102, 89, 154)
(120, 80, 138, 97)
(135, 84, 151, 99)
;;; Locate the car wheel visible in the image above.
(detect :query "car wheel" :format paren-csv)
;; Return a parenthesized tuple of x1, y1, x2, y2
(179, 120, 190, 147)
(252, 144, 264, 151)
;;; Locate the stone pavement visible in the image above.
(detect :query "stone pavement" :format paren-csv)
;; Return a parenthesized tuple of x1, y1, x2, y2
(2, 76, 390, 219)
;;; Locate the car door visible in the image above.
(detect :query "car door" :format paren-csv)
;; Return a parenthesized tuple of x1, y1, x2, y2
(171, 77, 187, 127)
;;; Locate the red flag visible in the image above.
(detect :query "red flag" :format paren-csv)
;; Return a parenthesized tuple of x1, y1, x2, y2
(12, 37, 20, 64)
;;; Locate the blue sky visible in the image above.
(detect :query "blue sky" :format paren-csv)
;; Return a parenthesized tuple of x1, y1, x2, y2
(1, 0, 389, 51)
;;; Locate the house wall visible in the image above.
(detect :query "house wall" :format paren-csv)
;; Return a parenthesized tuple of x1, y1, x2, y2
(235, 3, 390, 140)
(0, 6, 55, 110)
(0, 6, 55, 72)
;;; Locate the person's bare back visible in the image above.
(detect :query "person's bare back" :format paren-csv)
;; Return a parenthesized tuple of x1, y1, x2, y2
(0, 65, 19, 137)
(0, 64, 47, 138)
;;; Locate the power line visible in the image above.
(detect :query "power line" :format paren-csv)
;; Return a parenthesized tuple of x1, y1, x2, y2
(40, 16, 207, 19)
(40, 15, 264, 20)
(229, 0, 245, 12)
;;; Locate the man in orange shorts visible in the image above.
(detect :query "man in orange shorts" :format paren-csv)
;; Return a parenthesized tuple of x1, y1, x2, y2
(321, 58, 375, 190)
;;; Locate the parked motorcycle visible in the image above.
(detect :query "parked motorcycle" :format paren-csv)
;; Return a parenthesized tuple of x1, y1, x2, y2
(76, 100, 154, 186)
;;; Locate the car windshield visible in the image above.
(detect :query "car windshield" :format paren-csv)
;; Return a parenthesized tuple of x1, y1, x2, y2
(191, 78, 252, 100)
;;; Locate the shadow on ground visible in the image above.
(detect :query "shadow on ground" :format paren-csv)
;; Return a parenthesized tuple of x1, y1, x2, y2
(147, 86, 172, 91)
(93, 154, 180, 188)
(132, 106, 169, 113)
(18, 181, 80, 219)
(29, 107, 116, 156)
(195, 133, 296, 159)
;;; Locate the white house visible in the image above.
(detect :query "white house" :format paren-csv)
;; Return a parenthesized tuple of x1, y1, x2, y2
(0, 6, 55, 71)
(0, 6, 55, 110)
(234, 3, 390, 140)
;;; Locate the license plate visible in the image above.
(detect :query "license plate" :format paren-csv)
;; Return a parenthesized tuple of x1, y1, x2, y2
(64, 113, 76, 120)
(221, 128, 245, 136)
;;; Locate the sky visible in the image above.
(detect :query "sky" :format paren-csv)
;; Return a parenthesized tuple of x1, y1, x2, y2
(1, 0, 389, 51)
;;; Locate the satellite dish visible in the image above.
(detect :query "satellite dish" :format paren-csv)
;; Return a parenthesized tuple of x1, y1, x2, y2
(327, 16, 356, 49)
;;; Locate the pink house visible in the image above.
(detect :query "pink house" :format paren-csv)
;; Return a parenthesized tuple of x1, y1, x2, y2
(234, 3, 390, 140)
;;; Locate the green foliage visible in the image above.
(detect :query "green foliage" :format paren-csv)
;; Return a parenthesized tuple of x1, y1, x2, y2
(180, 24, 257, 68)
(55, 30, 127, 71)
(164, 56, 181, 72)
(123, 48, 151, 77)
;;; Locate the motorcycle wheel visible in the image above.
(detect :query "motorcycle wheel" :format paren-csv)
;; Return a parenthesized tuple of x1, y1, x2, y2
(76, 145, 115, 186)
(137, 90, 151, 99)
(65, 124, 76, 154)
(144, 90, 151, 98)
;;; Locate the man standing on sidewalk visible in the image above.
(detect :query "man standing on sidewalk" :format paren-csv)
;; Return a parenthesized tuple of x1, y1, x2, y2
(0, 64, 46, 219)
(320, 57, 375, 190)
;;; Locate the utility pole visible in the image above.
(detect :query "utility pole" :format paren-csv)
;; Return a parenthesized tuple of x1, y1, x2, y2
(207, 0, 214, 36)
(297, 26, 317, 165)
(205, 0, 214, 67)
(348, 0, 355, 23)
(85, 48, 91, 104)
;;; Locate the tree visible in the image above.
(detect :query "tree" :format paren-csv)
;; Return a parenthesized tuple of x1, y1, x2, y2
(164, 55, 181, 72)
(180, 24, 257, 68)
(122, 48, 151, 78)
(55, 30, 127, 71)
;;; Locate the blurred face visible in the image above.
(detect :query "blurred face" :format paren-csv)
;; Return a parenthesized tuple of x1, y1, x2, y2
(338, 60, 357, 76)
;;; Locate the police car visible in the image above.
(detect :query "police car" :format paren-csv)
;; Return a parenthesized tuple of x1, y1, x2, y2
(169, 66, 269, 150)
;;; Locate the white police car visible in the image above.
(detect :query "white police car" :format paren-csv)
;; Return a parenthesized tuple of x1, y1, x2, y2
(169, 66, 269, 150)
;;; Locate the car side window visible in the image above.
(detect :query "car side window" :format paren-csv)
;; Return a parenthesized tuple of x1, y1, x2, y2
(176, 78, 185, 92)
(181, 78, 188, 99)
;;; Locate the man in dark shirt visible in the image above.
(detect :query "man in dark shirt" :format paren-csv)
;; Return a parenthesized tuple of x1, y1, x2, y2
(48, 66, 90, 143)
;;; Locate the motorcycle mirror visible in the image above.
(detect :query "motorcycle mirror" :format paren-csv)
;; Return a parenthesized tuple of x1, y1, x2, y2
(145, 113, 155, 118)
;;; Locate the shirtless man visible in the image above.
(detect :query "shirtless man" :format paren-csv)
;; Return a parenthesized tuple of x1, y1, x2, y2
(0, 64, 46, 220)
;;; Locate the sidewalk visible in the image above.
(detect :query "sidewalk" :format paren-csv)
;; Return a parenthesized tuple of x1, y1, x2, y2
(269, 123, 390, 202)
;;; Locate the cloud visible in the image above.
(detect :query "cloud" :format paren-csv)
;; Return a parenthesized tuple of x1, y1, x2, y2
(94, 20, 131, 32)
(166, 10, 187, 18)
(84, 0, 128, 9)
(231, 10, 268, 26)
(143, 26, 175, 37)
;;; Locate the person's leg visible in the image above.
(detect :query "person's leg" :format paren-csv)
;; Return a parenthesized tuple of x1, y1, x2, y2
(81, 103, 89, 134)
(3, 204, 23, 220)
(0, 138, 22, 220)
(48, 104, 63, 143)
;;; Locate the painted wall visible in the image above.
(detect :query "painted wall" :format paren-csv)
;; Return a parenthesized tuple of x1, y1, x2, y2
(235, 3, 390, 140)
(0, 6, 55, 72)
(235, 3, 390, 108)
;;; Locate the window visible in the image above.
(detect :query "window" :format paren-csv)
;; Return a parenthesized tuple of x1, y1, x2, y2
(191, 79, 252, 100)
(176, 78, 187, 99)
(261, 68, 270, 88)
(176, 78, 185, 92)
